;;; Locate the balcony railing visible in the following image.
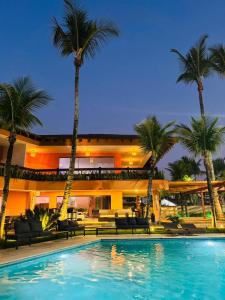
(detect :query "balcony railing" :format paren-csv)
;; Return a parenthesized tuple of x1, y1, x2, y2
(0, 164, 149, 181)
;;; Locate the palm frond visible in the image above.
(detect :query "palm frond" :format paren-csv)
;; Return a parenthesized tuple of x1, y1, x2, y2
(209, 44, 225, 76)
(52, 0, 119, 64)
(171, 35, 211, 84)
(0, 77, 51, 132)
(135, 116, 177, 167)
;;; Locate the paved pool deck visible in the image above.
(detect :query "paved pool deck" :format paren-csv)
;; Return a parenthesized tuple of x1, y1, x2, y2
(1, 233, 225, 266)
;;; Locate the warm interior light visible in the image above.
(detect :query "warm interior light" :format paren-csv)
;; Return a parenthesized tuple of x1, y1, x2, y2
(30, 150, 36, 157)
(132, 152, 137, 156)
(129, 161, 133, 166)
(85, 151, 90, 156)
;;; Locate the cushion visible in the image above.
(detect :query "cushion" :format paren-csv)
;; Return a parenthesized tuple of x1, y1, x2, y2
(14, 220, 31, 235)
(136, 218, 149, 226)
(68, 220, 79, 227)
(127, 218, 136, 225)
(115, 218, 128, 226)
(57, 220, 69, 230)
(29, 220, 43, 233)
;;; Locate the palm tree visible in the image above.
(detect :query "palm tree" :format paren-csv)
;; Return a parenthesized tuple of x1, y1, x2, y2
(135, 116, 176, 218)
(167, 156, 202, 181)
(213, 158, 225, 179)
(52, 0, 119, 220)
(171, 35, 211, 116)
(176, 116, 225, 227)
(0, 77, 51, 238)
(171, 35, 224, 218)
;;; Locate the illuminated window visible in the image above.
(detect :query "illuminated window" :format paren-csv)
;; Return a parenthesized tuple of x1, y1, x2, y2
(59, 157, 115, 169)
(35, 196, 49, 209)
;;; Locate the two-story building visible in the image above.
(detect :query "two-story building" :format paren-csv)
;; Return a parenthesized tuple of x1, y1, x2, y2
(0, 129, 170, 221)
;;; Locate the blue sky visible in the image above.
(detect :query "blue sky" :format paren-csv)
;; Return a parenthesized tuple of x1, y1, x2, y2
(1, 0, 225, 170)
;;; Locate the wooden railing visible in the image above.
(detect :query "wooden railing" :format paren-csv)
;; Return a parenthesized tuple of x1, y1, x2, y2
(0, 163, 149, 181)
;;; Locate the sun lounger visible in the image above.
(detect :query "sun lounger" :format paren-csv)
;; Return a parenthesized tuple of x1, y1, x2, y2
(180, 223, 206, 234)
(161, 222, 184, 235)
(57, 220, 85, 236)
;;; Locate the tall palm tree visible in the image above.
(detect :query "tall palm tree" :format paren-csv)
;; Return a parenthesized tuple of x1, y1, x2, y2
(176, 116, 225, 227)
(135, 116, 176, 218)
(167, 156, 202, 181)
(171, 35, 224, 218)
(171, 35, 211, 116)
(0, 77, 51, 238)
(52, 0, 119, 220)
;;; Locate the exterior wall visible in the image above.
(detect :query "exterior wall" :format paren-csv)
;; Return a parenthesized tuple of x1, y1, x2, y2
(5, 191, 30, 216)
(0, 143, 26, 167)
(0, 177, 169, 217)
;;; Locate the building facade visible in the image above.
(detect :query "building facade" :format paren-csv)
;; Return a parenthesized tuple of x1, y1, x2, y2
(0, 129, 169, 220)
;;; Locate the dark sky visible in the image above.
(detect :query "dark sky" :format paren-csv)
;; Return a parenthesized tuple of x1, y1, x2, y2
(1, 0, 225, 171)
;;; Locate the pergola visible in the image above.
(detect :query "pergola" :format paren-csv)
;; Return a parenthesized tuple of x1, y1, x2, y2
(152, 180, 225, 222)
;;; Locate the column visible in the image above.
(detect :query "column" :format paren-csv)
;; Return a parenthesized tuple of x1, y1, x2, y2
(111, 192, 123, 210)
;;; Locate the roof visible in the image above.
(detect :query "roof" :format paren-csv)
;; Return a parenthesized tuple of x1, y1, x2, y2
(0, 128, 140, 146)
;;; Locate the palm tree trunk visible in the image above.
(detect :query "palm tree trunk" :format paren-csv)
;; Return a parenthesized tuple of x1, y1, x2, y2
(197, 81, 205, 117)
(197, 81, 224, 219)
(146, 170, 153, 219)
(204, 153, 216, 227)
(0, 132, 16, 239)
(60, 64, 80, 220)
(206, 152, 224, 219)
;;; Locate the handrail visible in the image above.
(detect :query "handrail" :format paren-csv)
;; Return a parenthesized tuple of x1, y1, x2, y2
(0, 163, 149, 181)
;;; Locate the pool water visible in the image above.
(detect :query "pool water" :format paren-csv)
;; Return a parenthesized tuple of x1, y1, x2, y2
(1, 239, 225, 300)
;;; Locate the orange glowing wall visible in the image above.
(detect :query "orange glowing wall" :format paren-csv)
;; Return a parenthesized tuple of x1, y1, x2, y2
(25, 152, 122, 169)
(5, 192, 30, 216)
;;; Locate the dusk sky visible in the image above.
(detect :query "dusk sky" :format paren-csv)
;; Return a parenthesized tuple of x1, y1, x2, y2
(1, 0, 225, 170)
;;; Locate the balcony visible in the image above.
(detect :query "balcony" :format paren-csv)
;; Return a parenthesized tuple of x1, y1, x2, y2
(0, 164, 149, 181)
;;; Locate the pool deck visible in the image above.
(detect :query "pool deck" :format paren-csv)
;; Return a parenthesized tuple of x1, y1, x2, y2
(1, 233, 225, 267)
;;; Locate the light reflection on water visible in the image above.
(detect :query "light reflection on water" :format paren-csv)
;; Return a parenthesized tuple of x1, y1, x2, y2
(0, 239, 225, 300)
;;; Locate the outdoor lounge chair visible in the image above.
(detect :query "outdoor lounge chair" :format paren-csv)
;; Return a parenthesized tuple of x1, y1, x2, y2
(161, 222, 184, 235)
(8, 220, 32, 250)
(57, 220, 85, 236)
(180, 223, 206, 234)
(115, 217, 150, 234)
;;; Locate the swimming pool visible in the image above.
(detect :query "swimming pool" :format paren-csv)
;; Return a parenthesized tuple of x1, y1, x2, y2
(0, 238, 225, 300)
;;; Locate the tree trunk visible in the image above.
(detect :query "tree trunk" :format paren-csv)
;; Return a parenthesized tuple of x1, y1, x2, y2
(204, 153, 216, 227)
(197, 81, 224, 219)
(60, 64, 80, 220)
(146, 168, 153, 219)
(0, 132, 16, 239)
(206, 152, 224, 219)
(197, 81, 205, 117)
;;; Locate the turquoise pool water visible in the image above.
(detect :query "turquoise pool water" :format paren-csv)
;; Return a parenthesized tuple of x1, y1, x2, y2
(0, 238, 225, 300)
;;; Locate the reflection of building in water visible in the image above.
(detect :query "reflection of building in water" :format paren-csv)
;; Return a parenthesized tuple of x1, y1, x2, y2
(111, 245, 125, 265)
(154, 243, 164, 266)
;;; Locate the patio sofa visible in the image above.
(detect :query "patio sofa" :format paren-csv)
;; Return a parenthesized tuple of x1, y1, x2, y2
(5, 219, 69, 249)
(115, 217, 150, 234)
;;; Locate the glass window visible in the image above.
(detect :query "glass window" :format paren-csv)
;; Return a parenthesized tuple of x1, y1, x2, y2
(123, 197, 136, 209)
(59, 157, 115, 169)
(35, 196, 49, 209)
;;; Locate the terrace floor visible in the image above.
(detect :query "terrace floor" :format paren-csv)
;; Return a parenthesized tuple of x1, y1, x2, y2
(1, 233, 225, 266)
